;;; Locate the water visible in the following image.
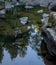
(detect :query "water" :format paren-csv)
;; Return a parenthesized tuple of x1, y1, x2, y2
(0, 3, 55, 65)
(0, 26, 45, 65)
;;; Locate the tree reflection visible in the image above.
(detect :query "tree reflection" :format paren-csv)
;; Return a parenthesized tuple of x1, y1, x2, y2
(0, 45, 4, 63)
(0, 32, 29, 63)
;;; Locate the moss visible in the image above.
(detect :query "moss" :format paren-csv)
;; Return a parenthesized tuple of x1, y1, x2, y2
(0, 5, 49, 35)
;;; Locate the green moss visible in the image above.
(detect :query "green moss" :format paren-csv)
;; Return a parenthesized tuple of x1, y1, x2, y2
(0, 5, 49, 35)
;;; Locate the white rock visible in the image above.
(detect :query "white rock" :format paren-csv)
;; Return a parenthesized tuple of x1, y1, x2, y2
(47, 28, 56, 41)
(0, 9, 5, 15)
(25, 5, 33, 9)
(20, 17, 28, 25)
(37, 10, 43, 13)
(41, 17, 49, 25)
(42, 13, 49, 18)
(27, 26, 31, 30)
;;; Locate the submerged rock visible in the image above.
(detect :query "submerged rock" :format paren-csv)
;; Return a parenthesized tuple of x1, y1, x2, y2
(0, 9, 5, 15)
(20, 17, 28, 25)
(42, 27, 56, 57)
(25, 5, 33, 9)
(37, 10, 43, 13)
(0, 9, 5, 18)
(14, 2, 21, 6)
(42, 13, 49, 18)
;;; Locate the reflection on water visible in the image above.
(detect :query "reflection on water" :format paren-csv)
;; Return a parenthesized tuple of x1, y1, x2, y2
(0, 25, 45, 65)
(0, 25, 56, 65)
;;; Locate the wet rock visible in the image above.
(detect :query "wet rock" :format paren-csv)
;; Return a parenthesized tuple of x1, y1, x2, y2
(0, 9, 5, 15)
(14, 2, 21, 6)
(41, 17, 49, 25)
(0, 9, 5, 18)
(42, 13, 49, 18)
(20, 17, 28, 25)
(42, 27, 56, 57)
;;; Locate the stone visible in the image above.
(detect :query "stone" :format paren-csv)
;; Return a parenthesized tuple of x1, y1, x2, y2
(42, 27, 56, 57)
(20, 17, 28, 25)
(37, 10, 43, 13)
(42, 13, 49, 18)
(15, 2, 20, 6)
(0, 9, 5, 15)
(25, 5, 33, 9)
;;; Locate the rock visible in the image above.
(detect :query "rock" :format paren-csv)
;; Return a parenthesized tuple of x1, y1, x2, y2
(25, 5, 33, 9)
(42, 13, 49, 18)
(41, 17, 49, 25)
(47, 28, 56, 41)
(50, 12, 56, 19)
(37, 10, 43, 13)
(42, 27, 56, 57)
(20, 17, 28, 25)
(0, 9, 5, 18)
(0, 9, 5, 15)
(27, 26, 31, 30)
(48, 1, 56, 11)
(41, 13, 49, 25)
(14, 2, 21, 6)
(0, 1, 5, 10)
(20, 0, 54, 7)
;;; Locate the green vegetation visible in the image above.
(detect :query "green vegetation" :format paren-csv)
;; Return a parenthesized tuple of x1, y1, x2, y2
(0, 5, 50, 35)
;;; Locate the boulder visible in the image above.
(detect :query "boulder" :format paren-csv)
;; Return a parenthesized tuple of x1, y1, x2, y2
(42, 27, 56, 57)
(19, 17, 28, 25)
(0, 9, 5, 15)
